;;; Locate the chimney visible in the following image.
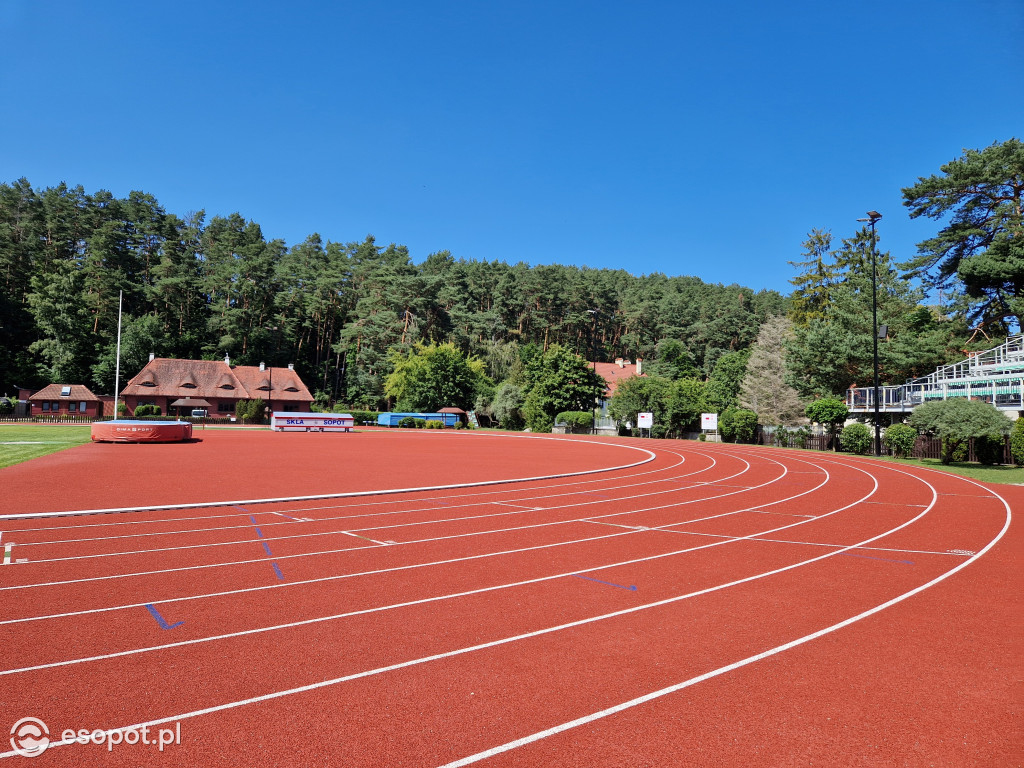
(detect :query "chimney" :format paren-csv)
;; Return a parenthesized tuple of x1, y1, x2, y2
(287, 363, 294, 371)
(616, 358, 624, 368)
(636, 358, 643, 375)
(259, 362, 266, 371)
(149, 353, 155, 363)
(224, 354, 231, 366)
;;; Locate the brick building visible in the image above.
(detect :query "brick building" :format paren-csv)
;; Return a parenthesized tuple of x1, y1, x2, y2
(120, 357, 313, 418)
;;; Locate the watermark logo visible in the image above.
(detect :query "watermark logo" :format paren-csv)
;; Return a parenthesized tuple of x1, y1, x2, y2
(10, 717, 49, 758)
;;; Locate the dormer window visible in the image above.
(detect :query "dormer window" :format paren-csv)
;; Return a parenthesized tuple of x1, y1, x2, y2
(60, 386, 72, 397)
(285, 385, 299, 392)
(140, 381, 157, 387)
(181, 382, 197, 388)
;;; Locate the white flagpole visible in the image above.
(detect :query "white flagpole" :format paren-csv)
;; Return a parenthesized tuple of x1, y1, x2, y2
(113, 290, 123, 420)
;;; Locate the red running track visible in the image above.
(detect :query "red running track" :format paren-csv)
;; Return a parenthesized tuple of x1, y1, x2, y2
(0, 430, 1019, 766)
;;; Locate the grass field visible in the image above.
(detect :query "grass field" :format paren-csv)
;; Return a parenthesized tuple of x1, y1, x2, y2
(0, 424, 92, 468)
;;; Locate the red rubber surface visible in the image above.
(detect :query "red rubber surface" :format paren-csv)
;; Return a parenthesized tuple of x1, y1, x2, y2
(0, 431, 1019, 767)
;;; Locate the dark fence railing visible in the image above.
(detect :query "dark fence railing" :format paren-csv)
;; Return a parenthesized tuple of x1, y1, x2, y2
(755, 431, 1015, 464)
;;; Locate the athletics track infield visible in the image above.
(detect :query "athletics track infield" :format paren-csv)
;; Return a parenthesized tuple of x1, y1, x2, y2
(0, 428, 1019, 767)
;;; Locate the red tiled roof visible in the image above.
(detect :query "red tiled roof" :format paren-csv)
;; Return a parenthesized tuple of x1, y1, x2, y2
(121, 359, 313, 402)
(591, 360, 644, 398)
(29, 384, 101, 401)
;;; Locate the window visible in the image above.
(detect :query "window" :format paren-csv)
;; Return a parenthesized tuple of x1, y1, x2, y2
(41, 402, 49, 412)
(218, 402, 236, 413)
(51, 401, 60, 411)
(80, 401, 87, 412)
(69, 402, 77, 412)
(60, 386, 72, 397)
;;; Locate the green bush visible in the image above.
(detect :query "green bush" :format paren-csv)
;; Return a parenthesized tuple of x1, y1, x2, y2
(840, 423, 872, 454)
(944, 438, 969, 463)
(883, 423, 917, 458)
(425, 419, 444, 429)
(720, 408, 757, 443)
(453, 421, 465, 430)
(0, 397, 15, 415)
(414, 418, 427, 429)
(974, 434, 1005, 465)
(134, 404, 162, 417)
(555, 411, 593, 433)
(397, 416, 417, 428)
(1011, 417, 1024, 466)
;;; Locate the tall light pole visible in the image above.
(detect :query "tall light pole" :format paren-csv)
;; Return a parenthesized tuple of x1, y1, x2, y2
(586, 309, 599, 434)
(857, 210, 883, 456)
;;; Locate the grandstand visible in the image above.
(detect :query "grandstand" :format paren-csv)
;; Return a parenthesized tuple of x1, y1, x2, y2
(846, 334, 1024, 416)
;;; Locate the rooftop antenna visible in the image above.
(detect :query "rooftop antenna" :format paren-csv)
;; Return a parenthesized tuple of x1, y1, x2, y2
(113, 290, 123, 420)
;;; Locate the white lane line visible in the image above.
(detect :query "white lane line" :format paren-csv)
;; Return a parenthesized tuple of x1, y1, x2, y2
(2, 450, 763, 565)
(0, 451, 828, 621)
(652, 529, 982, 557)
(5, 449, 698, 547)
(0, 461, 878, 675)
(0, 448, 693, 536)
(0, 437, 658, 520)
(438, 475, 1012, 767)
(8, 463, 970, 758)
(0, 449, 788, 589)
(339, 531, 390, 546)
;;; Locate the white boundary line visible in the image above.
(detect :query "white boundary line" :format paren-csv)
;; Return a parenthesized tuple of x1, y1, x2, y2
(4, 457, 959, 758)
(0, 436, 656, 520)
(438, 469, 1013, 767)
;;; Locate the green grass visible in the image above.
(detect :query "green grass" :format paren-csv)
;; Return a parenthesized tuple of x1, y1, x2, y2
(864, 454, 1024, 485)
(0, 424, 93, 469)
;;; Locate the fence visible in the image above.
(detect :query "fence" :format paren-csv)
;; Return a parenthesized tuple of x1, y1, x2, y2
(755, 430, 1014, 464)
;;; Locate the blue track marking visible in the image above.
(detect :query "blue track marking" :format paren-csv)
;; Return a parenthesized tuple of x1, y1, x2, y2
(839, 552, 914, 565)
(572, 574, 637, 591)
(144, 603, 185, 630)
(247, 515, 284, 580)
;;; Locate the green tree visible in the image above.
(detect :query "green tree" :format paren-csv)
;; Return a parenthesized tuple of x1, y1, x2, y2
(609, 375, 675, 434)
(491, 380, 526, 430)
(788, 228, 837, 327)
(1011, 417, 1024, 466)
(804, 397, 849, 450)
(705, 350, 749, 412)
(901, 138, 1024, 331)
(521, 344, 604, 433)
(385, 342, 490, 411)
(666, 377, 709, 434)
(908, 398, 1012, 464)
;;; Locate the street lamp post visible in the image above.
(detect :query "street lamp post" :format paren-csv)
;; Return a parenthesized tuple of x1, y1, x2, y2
(586, 309, 599, 435)
(857, 210, 883, 456)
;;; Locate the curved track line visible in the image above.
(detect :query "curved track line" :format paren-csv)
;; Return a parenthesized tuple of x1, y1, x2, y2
(0, 455, 869, 679)
(0, 446, 796, 590)
(439, 471, 1013, 767)
(6, 456, 949, 758)
(0, 436, 656, 520)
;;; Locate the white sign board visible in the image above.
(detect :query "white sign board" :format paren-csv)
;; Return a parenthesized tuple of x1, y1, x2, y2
(701, 413, 718, 431)
(270, 412, 354, 432)
(637, 412, 653, 429)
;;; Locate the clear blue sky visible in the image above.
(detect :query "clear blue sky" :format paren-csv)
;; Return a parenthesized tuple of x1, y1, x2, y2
(2, 0, 1021, 295)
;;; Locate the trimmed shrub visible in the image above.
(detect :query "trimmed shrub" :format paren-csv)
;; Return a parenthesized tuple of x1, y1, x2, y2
(720, 408, 757, 443)
(974, 434, 1005, 465)
(1011, 417, 1024, 466)
(555, 411, 593, 434)
(883, 423, 917, 458)
(425, 419, 444, 429)
(397, 416, 417, 428)
(453, 421, 465, 430)
(414, 418, 427, 429)
(840, 423, 872, 455)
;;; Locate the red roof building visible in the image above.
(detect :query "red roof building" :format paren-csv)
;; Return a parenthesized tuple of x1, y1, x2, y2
(120, 357, 313, 417)
(591, 358, 645, 399)
(26, 384, 106, 417)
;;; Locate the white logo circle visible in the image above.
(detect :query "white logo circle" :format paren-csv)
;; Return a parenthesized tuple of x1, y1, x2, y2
(10, 718, 50, 758)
